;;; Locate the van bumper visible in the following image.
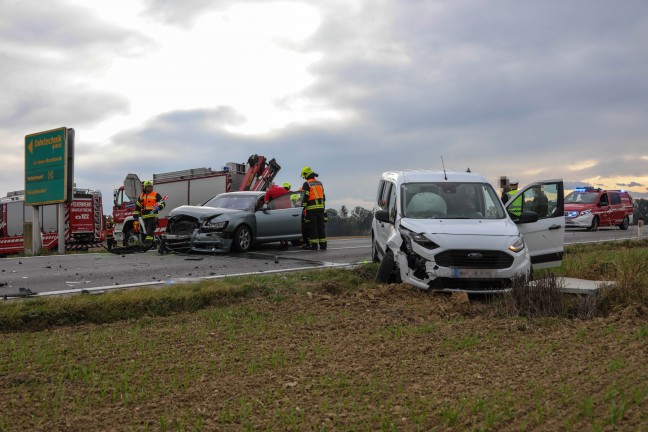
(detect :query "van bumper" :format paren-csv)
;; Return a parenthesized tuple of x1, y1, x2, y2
(565, 213, 594, 228)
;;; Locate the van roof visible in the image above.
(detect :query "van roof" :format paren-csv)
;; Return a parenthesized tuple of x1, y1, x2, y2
(381, 169, 490, 185)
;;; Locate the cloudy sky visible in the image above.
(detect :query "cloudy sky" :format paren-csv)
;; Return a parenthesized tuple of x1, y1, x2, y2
(2, 0, 647, 214)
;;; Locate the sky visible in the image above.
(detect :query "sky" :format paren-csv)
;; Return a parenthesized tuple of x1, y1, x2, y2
(2, 0, 648, 215)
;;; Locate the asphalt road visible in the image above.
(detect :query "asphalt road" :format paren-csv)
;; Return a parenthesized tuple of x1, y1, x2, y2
(1, 226, 644, 298)
(564, 224, 644, 244)
(0, 238, 372, 298)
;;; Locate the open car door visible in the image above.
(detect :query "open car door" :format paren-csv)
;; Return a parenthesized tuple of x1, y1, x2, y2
(506, 180, 564, 269)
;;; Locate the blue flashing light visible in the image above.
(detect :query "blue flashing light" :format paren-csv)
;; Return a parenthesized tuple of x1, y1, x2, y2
(573, 186, 600, 193)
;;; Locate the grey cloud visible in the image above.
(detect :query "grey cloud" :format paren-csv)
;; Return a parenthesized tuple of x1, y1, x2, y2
(564, 181, 593, 190)
(0, 2, 154, 54)
(0, 1, 153, 137)
(567, 158, 648, 179)
(141, 0, 218, 27)
(617, 182, 643, 188)
(4, 0, 648, 211)
(140, 0, 268, 28)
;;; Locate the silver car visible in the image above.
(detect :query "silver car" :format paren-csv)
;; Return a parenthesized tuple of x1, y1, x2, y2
(161, 191, 304, 253)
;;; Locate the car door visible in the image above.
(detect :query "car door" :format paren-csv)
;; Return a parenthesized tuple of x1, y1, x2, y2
(506, 180, 564, 269)
(255, 192, 302, 240)
(593, 193, 610, 226)
(373, 181, 397, 258)
(608, 192, 622, 225)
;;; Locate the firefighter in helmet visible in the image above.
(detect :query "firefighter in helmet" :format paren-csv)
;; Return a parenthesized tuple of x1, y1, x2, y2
(105, 216, 116, 250)
(264, 181, 291, 204)
(134, 180, 165, 246)
(300, 166, 327, 250)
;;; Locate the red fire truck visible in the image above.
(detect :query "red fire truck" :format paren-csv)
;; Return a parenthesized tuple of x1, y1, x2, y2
(0, 188, 104, 255)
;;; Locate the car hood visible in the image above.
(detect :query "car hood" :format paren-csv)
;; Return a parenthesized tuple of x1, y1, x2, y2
(401, 218, 519, 237)
(169, 205, 248, 221)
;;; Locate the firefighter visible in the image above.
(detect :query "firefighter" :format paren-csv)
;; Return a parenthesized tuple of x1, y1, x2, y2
(264, 182, 292, 249)
(105, 216, 116, 250)
(134, 180, 166, 246)
(264, 182, 291, 203)
(300, 166, 327, 250)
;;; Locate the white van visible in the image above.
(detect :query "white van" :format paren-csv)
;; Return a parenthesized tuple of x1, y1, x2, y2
(371, 170, 565, 293)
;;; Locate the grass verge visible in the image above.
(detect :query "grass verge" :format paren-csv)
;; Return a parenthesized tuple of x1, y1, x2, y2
(1, 240, 647, 332)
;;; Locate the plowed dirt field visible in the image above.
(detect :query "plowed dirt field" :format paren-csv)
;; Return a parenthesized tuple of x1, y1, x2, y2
(2, 282, 647, 431)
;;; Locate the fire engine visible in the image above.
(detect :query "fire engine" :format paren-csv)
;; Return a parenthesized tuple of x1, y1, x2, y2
(111, 154, 281, 246)
(0, 188, 104, 256)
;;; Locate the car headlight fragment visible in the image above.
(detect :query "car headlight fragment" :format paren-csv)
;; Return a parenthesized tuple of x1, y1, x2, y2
(400, 228, 439, 251)
(202, 219, 228, 231)
(579, 209, 591, 216)
(508, 237, 525, 253)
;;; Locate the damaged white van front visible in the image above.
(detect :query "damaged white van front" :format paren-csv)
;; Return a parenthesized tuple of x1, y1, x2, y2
(371, 170, 564, 293)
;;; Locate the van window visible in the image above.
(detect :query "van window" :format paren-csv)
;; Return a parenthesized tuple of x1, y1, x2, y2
(512, 183, 560, 219)
(620, 194, 632, 206)
(387, 184, 397, 221)
(610, 192, 621, 205)
(376, 181, 392, 211)
(599, 193, 609, 206)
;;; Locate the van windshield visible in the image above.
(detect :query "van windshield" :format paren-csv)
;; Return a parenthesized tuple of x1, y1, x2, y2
(565, 192, 598, 204)
(401, 182, 506, 219)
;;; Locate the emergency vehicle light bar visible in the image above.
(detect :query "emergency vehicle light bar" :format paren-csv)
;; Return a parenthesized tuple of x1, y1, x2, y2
(573, 187, 601, 192)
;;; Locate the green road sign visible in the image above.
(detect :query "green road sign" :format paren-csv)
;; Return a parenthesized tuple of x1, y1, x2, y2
(25, 127, 71, 206)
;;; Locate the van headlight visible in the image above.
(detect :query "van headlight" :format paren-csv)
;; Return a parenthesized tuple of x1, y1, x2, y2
(202, 219, 228, 232)
(400, 228, 439, 251)
(509, 237, 525, 253)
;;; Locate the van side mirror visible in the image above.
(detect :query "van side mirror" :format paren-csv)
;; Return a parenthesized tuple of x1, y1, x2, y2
(374, 209, 393, 224)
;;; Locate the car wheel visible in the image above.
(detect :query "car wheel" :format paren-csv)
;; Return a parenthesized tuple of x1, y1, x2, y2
(371, 234, 380, 263)
(376, 250, 400, 284)
(232, 225, 252, 252)
(619, 216, 629, 231)
(588, 216, 599, 232)
(124, 229, 141, 247)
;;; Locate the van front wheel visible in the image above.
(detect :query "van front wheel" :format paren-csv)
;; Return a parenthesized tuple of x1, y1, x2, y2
(376, 250, 400, 284)
(372, 235, 380, 263)
(588, 216, 599, 232)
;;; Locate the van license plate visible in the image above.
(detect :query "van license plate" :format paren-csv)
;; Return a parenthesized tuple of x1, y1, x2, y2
(451, 268, 496, 278)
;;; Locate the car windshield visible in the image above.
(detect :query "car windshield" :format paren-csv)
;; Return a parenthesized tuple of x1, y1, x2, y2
(565, 192, 598, 204)
(203, 194, 258, 211)
(401, 182, 506, 219)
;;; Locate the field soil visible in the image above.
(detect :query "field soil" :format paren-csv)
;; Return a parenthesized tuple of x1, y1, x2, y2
(2, 282, 647, 431)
